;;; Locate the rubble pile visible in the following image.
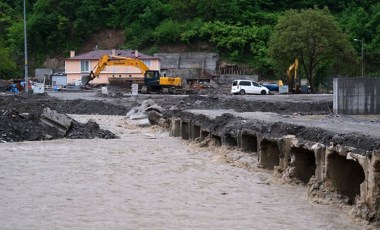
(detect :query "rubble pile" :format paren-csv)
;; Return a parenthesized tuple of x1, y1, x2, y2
(66, 120, 117, 139)
(0, 94, 129, 115)
(0, 109, 62, 142)
(0, 108, 118, 143)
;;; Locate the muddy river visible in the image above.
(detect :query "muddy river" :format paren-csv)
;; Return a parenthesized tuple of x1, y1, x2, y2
(0, 115, 364, 229)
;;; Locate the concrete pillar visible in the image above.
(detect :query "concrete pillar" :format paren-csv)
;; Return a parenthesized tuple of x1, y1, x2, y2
(170, 118, 181, 137)
(312, 143, 326, 181)
(367, 151, 380, 214)
(278, 135, 295, 169)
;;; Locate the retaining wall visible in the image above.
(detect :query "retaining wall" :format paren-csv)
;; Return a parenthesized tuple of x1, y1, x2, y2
(154, 52, 218, 71)
(154, 53, 219, 80)
(333, 78, 380, 115)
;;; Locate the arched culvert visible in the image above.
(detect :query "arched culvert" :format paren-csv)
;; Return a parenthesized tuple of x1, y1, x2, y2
(224, 133, 237, 146)
(201, 131, 209, 140)
(290, 147, 316, 184)
(241, 132, 257, 153)
(192, 125, 201, 139)
(211, 134, 222, 147)
(260, 139, 280, 170)
(327, 152, 365, 204)
(181, 121, 189, 140)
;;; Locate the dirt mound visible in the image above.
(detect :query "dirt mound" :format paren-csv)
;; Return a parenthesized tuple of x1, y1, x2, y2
(0, 108, 118, 143)
(0, 94, 130, 115)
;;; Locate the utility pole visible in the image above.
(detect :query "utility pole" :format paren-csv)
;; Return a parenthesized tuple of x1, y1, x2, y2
(24, 0, 29, 92)
(354, 39, 364, 78)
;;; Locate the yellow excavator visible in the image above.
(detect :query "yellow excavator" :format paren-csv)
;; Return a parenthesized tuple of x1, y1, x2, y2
(287, 58, 301, 93)
(84, 55, 182, 93)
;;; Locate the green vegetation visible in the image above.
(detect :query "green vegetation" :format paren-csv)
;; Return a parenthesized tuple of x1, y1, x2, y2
(0, 39, 16, 78)
(0, 0, 379, 85)
(269, 8, 356, 93)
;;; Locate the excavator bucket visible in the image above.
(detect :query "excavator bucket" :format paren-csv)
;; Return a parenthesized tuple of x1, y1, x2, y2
(82, 71, 95, 86)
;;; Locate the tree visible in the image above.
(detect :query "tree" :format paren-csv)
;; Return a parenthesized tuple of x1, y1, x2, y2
(338, 3, 380, 77)
(268, 7, 356, 93)
(0, 39, 16, 79)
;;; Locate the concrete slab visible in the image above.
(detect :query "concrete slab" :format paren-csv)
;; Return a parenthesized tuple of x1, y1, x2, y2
(186, 109, 380, 138)
(40, 108, 73, 135)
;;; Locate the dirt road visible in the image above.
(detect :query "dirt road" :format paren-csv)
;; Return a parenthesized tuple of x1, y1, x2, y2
(0, 115, 364, 229)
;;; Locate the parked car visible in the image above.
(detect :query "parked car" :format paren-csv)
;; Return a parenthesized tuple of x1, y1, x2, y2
(231, 80, 270, 95)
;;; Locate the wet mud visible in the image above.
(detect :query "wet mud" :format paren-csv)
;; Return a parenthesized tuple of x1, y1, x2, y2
(0, 93, 333, 143)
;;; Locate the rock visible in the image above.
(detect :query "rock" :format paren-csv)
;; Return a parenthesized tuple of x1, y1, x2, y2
(44, 134, 53, 140)
(148, 110, 163, 125)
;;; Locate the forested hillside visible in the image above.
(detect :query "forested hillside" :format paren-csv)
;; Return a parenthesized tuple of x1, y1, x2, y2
(0, 0, 379, 83)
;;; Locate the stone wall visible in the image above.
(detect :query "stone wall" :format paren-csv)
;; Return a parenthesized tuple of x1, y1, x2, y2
(333, 78, 380, 115)
(154, 52, 219, 80)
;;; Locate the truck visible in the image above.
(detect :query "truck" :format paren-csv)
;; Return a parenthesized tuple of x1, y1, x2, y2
(84, 55, 183, 94)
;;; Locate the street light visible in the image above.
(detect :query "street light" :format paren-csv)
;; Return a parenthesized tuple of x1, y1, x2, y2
(23, 0, 29, 93)
(354, 38, 364, 78)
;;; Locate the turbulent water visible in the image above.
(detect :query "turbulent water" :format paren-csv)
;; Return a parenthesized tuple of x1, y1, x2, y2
(0, 115, 364, 229)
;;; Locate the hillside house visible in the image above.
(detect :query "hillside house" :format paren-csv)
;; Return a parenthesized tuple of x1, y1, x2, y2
(64, 49, 160, 85)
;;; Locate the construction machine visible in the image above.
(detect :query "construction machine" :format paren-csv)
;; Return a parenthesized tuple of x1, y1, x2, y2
(84, 55, 182, 93)
(286, 58, 301, 93)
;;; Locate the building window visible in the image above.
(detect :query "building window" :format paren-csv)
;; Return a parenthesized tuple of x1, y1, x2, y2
(81, 61, 90, 72)
(143, 60, 151, 68)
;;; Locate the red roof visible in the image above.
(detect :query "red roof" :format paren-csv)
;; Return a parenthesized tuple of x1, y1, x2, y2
(67, 49, 157, 60)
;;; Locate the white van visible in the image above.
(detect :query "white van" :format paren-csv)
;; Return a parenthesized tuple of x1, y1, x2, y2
(231, 80, 270, 95)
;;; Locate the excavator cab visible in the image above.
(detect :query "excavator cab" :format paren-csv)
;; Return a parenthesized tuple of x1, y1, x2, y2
(144, 70, 161, 87)
(142, 70, 161, 93)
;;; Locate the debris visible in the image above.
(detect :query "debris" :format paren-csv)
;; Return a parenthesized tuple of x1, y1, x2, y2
(0, 107, 118, 143)
(101, 87, 109, 95)
(66, 119, 118, 139)
(126, 99, 164, 127)
(147, 110, 163, 125)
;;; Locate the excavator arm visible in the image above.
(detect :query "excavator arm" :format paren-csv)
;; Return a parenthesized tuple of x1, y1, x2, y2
(286, 58, 299, 93)
(84, 55, 151, 85)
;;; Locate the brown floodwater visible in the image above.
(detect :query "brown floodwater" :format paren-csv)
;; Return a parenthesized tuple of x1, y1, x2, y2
(0, 115, 364, 229)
